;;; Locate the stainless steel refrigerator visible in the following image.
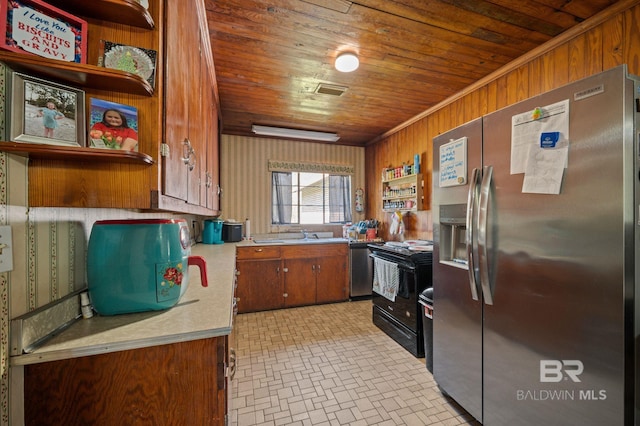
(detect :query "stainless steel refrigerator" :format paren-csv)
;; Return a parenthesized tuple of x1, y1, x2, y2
(432, 65, 637, 425)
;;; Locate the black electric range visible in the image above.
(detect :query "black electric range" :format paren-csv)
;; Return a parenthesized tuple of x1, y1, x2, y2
(368, 242, 433, 357)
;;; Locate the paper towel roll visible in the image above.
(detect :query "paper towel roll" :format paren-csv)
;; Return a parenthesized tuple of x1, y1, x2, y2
(245, 218, 251, 240)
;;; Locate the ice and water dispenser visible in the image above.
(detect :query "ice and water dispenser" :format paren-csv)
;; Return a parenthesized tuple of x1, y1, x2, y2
(439, 203, 468, 267)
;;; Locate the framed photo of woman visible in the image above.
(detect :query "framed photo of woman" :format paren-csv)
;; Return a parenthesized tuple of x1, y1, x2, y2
(88, 98, 139, 152)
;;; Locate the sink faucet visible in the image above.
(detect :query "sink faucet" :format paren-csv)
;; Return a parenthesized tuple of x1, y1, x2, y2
(301, 229, 309, 240)
(311, 233, 319, 239)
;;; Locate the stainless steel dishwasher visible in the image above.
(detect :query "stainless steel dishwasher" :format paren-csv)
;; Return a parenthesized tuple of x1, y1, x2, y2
(348, 241, 376, 297)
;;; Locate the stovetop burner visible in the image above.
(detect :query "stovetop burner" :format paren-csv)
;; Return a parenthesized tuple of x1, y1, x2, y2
(368, 240, 433, 265)
(371, 240, 432, 256)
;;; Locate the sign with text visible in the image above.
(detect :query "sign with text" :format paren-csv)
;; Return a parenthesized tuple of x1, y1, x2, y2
(439, 136, 467, 187)
(0, 0, 87, 63)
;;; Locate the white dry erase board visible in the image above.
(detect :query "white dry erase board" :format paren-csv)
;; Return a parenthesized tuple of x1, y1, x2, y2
(439, 137, 467, 187)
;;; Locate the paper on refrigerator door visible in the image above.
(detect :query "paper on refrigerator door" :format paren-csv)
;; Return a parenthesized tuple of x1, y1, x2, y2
(510, 99, 570, 174)
(521, 145, 568, 194)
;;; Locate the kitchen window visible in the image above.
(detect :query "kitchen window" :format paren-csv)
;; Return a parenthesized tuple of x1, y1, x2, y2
(272, 171, 352, 224)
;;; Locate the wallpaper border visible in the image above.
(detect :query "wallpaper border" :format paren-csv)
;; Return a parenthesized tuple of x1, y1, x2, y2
(268, 160, 354, 175)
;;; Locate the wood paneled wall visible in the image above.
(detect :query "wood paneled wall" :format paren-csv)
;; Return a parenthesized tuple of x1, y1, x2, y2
(366, 2, 640, 242)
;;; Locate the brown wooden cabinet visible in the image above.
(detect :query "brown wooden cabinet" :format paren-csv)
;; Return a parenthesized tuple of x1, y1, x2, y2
(164, 0, 217, 210)
(24, 337, 228, 426)
(200, 38, 221, 212)
(3, 0, 221, 215)
(236, 243, 349, 313)
(315, 254, 349, 303)
(283, 244, 349, 307)
(236, 246, 284, 313)
(158, 0, 220, 213)
(283, 257, 318, 307)
(236, 259, 284, 313)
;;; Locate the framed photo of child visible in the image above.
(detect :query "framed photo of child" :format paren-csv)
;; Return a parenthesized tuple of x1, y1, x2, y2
(7, 71, 86, 147)
(88, 98, 139, 152)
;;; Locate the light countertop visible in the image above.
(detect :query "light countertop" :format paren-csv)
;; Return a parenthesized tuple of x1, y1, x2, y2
(11, 243, 237, 366)
(236, 237, 350, 247)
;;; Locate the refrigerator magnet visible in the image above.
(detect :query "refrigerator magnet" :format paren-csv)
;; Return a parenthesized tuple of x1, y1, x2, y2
(540, 131, 560, 148)
(532, 107, 544, 120)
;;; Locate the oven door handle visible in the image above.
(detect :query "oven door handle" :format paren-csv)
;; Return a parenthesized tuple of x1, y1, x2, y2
(369, 253, 416, 271)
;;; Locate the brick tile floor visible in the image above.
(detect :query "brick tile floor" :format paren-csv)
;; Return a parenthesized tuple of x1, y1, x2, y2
(231, 300, 480, 425)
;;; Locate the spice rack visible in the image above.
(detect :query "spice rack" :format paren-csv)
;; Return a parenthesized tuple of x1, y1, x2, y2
(382, 173, 422, 212)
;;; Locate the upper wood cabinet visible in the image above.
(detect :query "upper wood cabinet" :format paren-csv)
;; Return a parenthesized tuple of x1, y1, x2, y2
(163, 0, 219, 211)
(163, 0, 196, 205)
(4, 0, 221, 216)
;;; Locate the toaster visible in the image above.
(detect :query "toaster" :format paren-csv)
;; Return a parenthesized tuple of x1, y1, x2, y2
(222, 222, 243, 242)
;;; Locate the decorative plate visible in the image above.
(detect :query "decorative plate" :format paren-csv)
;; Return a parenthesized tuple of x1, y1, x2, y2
(104, 44, 155, 82)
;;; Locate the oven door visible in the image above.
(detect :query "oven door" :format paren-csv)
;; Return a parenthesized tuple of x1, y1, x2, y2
(370, 253, 420, 332)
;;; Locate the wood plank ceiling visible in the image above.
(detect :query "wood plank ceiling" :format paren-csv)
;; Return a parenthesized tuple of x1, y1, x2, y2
(205, 0, 620, 146)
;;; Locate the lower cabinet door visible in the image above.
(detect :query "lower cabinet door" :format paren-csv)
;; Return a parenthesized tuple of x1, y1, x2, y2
(236, 259, 283, 313)
(24, 338, 226, 425)
(316, 255, 348, 303)
(283, 258, 317, 307)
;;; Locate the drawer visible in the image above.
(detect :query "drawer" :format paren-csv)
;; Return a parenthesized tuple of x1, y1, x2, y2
(236, 246, 282, 260)
(282, 243, 347, 259)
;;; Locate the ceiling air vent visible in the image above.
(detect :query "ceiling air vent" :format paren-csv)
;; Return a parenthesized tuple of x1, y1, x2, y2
(315, 83, 348, 96)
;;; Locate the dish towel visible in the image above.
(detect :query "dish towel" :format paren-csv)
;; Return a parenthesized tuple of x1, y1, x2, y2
(373, 257, 400, 301)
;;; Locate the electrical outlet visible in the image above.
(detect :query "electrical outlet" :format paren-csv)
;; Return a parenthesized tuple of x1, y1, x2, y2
(0, 226, 13, 273)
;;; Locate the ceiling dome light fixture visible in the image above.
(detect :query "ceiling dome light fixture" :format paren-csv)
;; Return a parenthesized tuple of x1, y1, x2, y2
(335, 52, 359, 72)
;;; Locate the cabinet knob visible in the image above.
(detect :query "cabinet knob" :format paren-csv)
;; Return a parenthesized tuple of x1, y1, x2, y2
(255, 248, 263, 252)
(283, 267, 288, 273)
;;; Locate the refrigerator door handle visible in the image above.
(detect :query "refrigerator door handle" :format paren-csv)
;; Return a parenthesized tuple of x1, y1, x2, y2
(465, 167, 480, 301)
(478, 165, 494, 305)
